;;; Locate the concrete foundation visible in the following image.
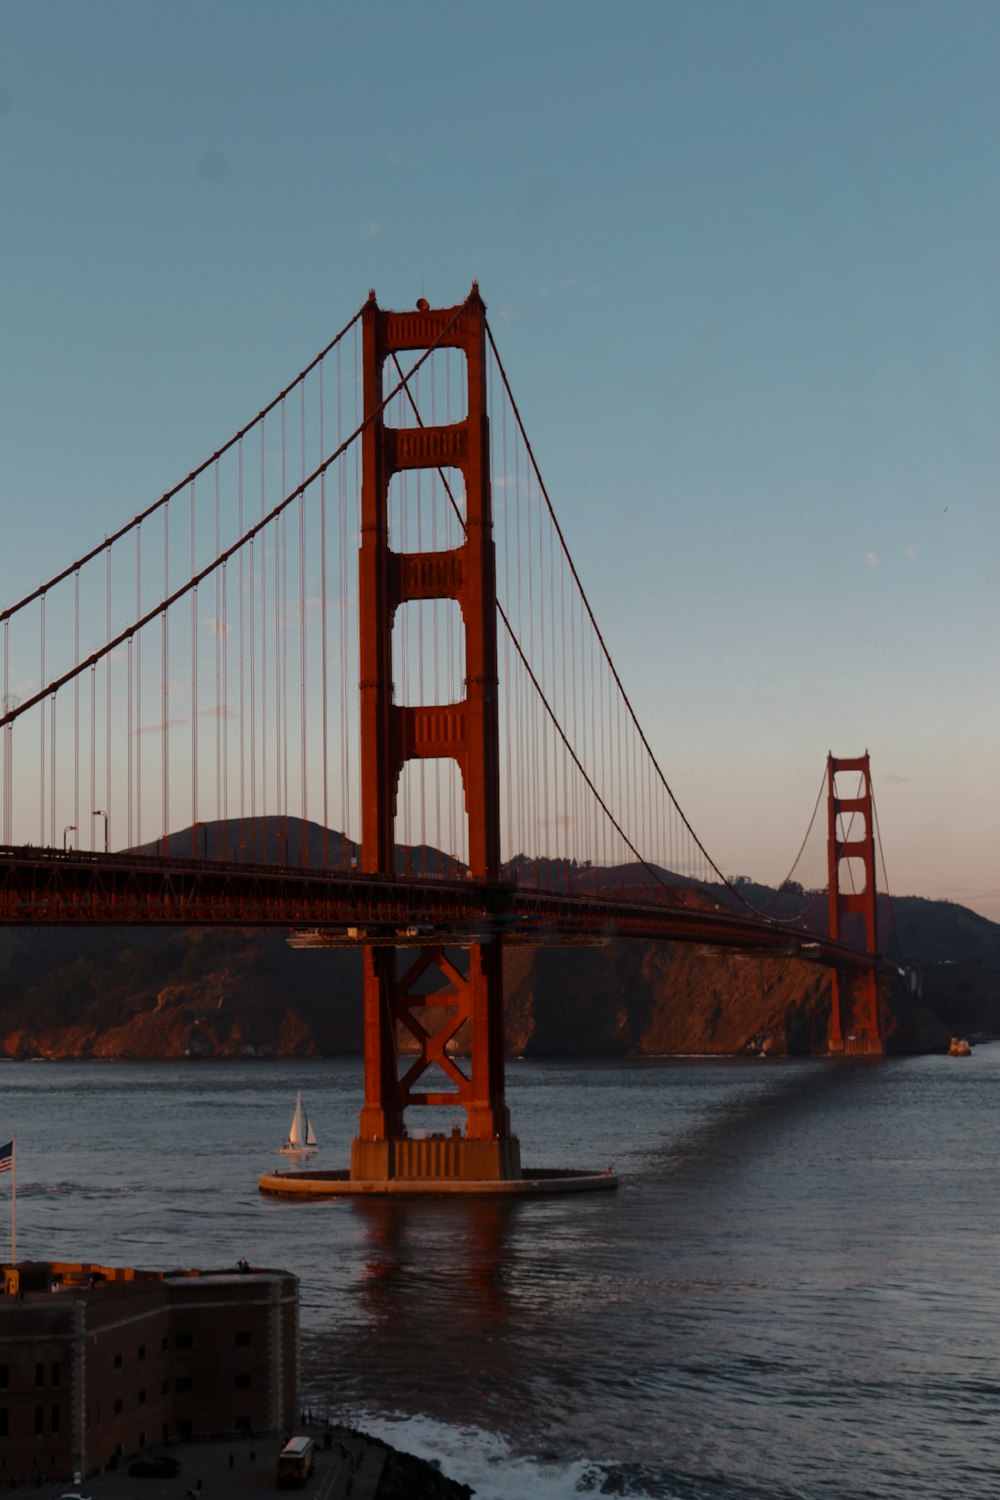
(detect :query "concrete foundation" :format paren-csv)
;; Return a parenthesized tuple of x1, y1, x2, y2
(258, 1165, 618, 1197)
(349, 1133, 522, 1183)
(831, 1031, 886, 1056)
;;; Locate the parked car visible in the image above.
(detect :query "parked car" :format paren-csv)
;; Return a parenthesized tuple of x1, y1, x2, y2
(129, 1458, 181, 1478)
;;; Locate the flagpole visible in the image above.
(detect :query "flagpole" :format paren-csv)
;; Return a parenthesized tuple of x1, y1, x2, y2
(10, 1133, 14, 1265)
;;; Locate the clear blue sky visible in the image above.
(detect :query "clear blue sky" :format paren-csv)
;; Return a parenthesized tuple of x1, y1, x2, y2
(1, 0, 997, 917)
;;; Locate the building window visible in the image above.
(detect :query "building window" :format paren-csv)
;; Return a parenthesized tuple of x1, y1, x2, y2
(35, 1363, 44, 1388)
(234, 1374, 252, 1390)
(161, 1337, 169, 1352)
(0, 1366, 8, 1390)
(114, 1398, 123, 1415)
(139, 1390, 147, 1406)
(0, 1408, 8, 1437)
(235, 1416, 252, 1432)
(34, 1407, 44, 1435)
(114, 1353, 123, 1369)
(234, 1330, 252, 1347)
(161, 1380, 169, 1396)
(176, 1419, 193, 1438)
(51, 1361, 61, 1388)
(175, 1334, 193, 1351)
(138, 1345, 146, 1361)
(174, 1378, 193, 1394)
(51, 1405, 60, 1435)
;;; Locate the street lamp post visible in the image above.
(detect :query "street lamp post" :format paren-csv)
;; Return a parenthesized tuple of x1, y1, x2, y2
(63, 824, 76, 852)
(92, 809, 109, 854)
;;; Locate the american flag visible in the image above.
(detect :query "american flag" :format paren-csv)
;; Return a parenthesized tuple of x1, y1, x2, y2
(0, 1141, 12, 1174)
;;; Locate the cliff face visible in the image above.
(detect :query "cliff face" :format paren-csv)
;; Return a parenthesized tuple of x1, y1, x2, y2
(0, 925, 972, 1060)
(508, 942, 951, 1057)
(0, 819, 995, 1059)
(0, 930, 364, 1060)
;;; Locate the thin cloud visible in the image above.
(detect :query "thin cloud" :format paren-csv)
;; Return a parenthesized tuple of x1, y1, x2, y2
(197, 704, 237, 720)
(865, 552, 878, 568)
(558, 278, 599, 297)
(134, 718, 186, 736)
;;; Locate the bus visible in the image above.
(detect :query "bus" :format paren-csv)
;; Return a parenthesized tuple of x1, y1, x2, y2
(276, 1436, 316, 1489)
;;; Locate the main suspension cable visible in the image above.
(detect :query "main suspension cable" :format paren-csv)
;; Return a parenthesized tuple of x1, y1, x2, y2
(485, 318, 762, 915)
(1, 307, 466, 733)
(0, 305, 366, 627)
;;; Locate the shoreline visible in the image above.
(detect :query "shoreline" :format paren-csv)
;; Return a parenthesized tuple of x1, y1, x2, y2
(18, 1428, 472, 1500)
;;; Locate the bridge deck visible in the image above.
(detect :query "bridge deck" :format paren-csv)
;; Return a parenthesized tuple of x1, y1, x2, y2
(0, 846, 889, 971)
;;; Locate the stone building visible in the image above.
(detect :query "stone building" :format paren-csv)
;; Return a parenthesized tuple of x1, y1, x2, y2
(0, 1260, 298, 1480)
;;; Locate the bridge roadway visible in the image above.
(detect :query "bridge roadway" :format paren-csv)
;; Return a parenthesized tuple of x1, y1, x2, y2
(0, 844, 889, 974)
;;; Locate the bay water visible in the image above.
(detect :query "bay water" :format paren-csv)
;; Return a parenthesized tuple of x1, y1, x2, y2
(3, 1049, 999, 1498)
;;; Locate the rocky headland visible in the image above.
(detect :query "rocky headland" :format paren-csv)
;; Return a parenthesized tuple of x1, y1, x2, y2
(0, 845, 996, 1060)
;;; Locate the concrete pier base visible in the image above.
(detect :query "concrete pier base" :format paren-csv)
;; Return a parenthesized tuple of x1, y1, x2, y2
(349, 1133, 522, 1184)
(829, 1032, 886, 1056)
(258, 1165, 618, 1197)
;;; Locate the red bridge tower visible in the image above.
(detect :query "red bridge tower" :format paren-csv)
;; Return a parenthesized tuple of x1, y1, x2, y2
(826, 752, 884, 1056)
(350, 287, 520, 1183)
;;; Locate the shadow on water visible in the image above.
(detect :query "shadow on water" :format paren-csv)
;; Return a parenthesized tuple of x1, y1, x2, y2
(302, 1061, 886, 1427)
(291, 1054, 1000, 1497)
(635, 1055, 887, 1182)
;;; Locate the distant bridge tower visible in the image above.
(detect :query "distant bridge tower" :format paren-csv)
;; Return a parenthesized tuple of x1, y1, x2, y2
(351, 287, 520, 1184)
(826, 752, 884, 1056)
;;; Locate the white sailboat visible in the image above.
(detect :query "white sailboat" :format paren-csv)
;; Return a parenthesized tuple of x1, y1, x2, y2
(280, 1091, 318, 1155)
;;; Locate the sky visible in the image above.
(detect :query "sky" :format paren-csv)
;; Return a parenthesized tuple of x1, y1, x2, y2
(1, 0, 998, 918)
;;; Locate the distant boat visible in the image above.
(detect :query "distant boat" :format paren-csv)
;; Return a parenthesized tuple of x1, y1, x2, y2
(280, 1091, 318, 1155)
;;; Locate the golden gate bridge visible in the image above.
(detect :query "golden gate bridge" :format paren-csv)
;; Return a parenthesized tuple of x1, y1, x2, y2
(0, 287, 893, 1187)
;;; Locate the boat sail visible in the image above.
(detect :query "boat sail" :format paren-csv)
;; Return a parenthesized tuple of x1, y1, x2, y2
(280, 1091, 318, 1155)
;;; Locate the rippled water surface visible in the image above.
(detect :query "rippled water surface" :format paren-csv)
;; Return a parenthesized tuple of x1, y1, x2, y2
(4, 1049, 1000, 1498)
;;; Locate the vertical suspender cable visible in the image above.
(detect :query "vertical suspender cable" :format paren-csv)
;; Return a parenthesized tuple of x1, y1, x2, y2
(277, 401, 285, 849)
(320, 359, 329, 868)
(73, 570, 80, 847)
(135, 526, 142, 849)
(260, 421, 268, 857)
(299, 380, 308, 864)
(39, 595, 45, 845)
(162, 509, 169, 848)
(214, 459, 222, 856)
(49, 692, 56, 850)
(127, 634, 133, 850)
(90, 664, 97, 851)
(191, 480, 199, 854)
(281, 403, 290, 848)
(222, 557, 229, 835)
(2, 618, 9, 843)
(238, 437, 246, 855)
(106, 546, 112, 848)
